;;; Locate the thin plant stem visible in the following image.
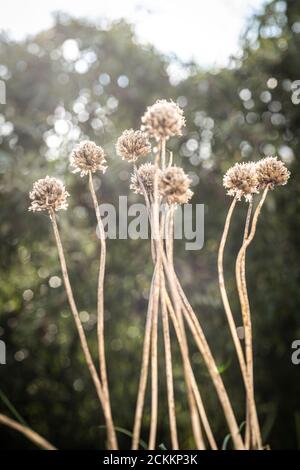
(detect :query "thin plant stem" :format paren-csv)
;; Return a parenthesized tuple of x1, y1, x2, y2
(239, 199, 253, 448)
(217, 197, 261, 447)
(164, 207, 206, 449)
(167, 264, 245, 450)
(49, 210, 117, 449)
(148, 263, 160, 450)
(160, 266, 179, 449)
(147, 138, 166, 449)
(160, 259, 206, 449)
(131, 267, 156, 449)
(0, 413, 57, 450)
(235, 187, 269, 449)
(88, 171, 118, 450)
(164, 291, 217, 450)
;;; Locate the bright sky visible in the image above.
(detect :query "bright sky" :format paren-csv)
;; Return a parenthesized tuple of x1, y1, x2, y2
(0, 0, 266, 66)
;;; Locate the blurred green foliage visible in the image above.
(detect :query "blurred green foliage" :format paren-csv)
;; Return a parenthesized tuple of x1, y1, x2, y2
(0, 0, 299, 449)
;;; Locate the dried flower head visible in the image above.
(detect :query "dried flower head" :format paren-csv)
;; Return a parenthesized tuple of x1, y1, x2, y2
(223, 162, 259, 202)
(130, 163, 160, 196)
(159, 166, 193, 205)
(116, 129, 151, 163)
(256, 156, 290, 190)
(29, 176, 69, 212)
(70, 140, 107, 177)
(141, 99, 185, 140)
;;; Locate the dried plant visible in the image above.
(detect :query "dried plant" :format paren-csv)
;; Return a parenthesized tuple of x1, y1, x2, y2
(141, 99, 185, 141)
(21, 98, 290, 453)
(223, 162, 259, 202)
(29, 177, 118, 450)
(219, 163, 262, 449)
(29, 176, 69, 212)
(234, 156, 290, 448)
(122, 100, 245, 451)
(116, 129, 151, 162)
(0, 413, 56, 450)
(70, 140, 118, 450)
(159, 166, 193, 205)
(256, 156, 290, 189)
(70, 140, 107, 176)
(130, 163, 158, 197)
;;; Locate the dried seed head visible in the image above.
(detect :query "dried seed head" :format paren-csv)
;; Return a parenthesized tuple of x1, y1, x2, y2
(256, 156, 290, 190)
(141, 99, 185, 140)
(130, 163, 160, 196)
(70, 140, 107, 176)
(223, 162, 259, 202)
(159, 166, 193, 205)
(116, 129, 151, 162)
(29, 176, 69, 212)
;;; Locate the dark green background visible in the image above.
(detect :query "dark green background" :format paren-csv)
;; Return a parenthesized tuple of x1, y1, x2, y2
(0, 0, 299, 450)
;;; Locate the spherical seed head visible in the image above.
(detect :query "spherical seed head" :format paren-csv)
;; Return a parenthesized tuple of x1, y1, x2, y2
(223, 162, 259, 202)
(130, 163, 160, 196)
(141, 99, 185, 140)
(29, 176, 69, 212)
(70, 140, 107, 177)
(256, 156, 290, 190)
(159, 166, 193, 205)
(116, 129, 151, 163)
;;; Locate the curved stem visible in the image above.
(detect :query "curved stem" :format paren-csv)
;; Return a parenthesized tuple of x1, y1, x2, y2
(217, 198, 263, 446)
(171, 269, 245, 450)
(164, 292, 217, 450)
(160, 273, 179, 449)
(235, 187, 269, 449)
(49, 210, 116, 449)
(239, 200, 253, 448)
(131, 267, 156, 449)
(163, 208, 204, 449)
(148, 264, 160, 450)
(0, 413, 56, 450)
(88, 172, 118, 450)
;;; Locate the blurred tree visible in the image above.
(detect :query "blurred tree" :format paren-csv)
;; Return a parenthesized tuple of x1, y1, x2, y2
(0, 0, 299, 449)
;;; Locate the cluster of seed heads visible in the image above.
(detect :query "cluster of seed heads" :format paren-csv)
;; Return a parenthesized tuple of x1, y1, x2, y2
(116, 129, 151, 163)
(223, 156, 290, 201)
(29, 98, 291, 215)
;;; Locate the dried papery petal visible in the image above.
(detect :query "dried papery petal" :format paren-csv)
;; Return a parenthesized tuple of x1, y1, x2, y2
(130, 163, 160, 196)
(141, 99, 185, 140)
(116, 129, 151, 163)
(223, 162, 259, 202)
(70, 140, 107, 177)
(256, 156, 290, 190)
(29, 176, 69, 212)
(159, 166, 193, 205)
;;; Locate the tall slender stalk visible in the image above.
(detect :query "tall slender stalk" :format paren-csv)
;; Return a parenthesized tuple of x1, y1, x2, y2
(164, 292, 217, 450)
(239, 199, 253, 448)
(235, 187, 269, 448)
(147, 140, 164, 450)
(49, 209, 117, 449)
(164, 207, 207, 449)
(164, 205, 234, 449)
(0, 414, 56, 450)
(132, 267, 156, 449)
(217, 197, 261, 448)
(168, 265, 245, 450)
(88, 171, 118, 450)
(148, 264, 160, 450)
(160, 273, 179, 449)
